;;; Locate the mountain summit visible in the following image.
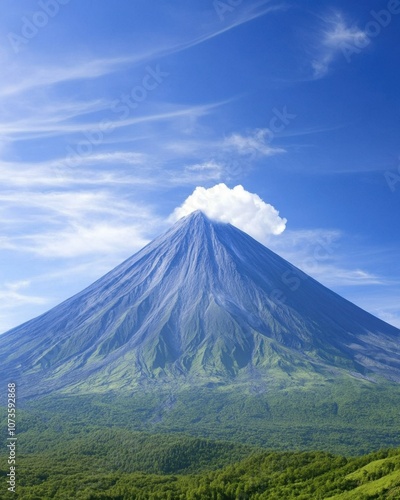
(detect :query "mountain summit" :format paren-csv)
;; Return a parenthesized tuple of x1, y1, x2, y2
(1, 210, 399, 397)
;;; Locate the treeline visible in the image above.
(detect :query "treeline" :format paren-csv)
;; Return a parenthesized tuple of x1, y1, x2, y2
(20, 428, 257, 475)
(1, 442, 400, 499)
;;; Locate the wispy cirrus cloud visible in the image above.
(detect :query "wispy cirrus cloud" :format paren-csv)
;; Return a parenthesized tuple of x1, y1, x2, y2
(0, 188, 165, 258)
(0, 280, 48, 306)
(223, 129, 285, 157)
(0, 147, 226, 190)
(0, 101, 222, 142)
(308, 266, 385, 287)
(0, 279, 51, 334)
(268, 228, 387, 287)
(21, 223, 152, 259)
(174, 161, 225, 185)
(0, 1, 285, 196)
(0, 1, 284, 98)
(0, 152, 147, 188)
(161, 0, 286, 57)
(0, 56, 137, 98)
(312, 11, 368, 78)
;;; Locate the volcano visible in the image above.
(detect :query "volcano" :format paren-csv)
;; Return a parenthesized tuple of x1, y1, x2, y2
(1, 211, 399, 398)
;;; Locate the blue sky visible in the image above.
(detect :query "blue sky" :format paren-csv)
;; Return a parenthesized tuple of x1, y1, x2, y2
(1, 0, 400, 332)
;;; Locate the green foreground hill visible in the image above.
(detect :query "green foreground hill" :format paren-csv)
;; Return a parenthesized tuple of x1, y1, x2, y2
(2, 380, 400, 498)
(1, 430, 400, 499)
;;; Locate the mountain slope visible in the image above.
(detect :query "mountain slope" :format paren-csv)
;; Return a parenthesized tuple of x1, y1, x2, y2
(0, 210, 399, 397)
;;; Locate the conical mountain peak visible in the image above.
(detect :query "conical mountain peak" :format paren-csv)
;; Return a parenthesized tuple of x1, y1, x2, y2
(0, 213, 399, 397)
(169, 210, 225, 240)
(180, 209, 210, 222)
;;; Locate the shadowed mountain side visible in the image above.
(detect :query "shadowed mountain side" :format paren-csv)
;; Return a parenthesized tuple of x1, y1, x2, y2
(0, 211, 399, 398)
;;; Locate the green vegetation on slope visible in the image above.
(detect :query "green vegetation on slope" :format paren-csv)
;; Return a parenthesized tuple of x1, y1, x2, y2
(1, 379, 400, 497)
(11, 428, 258, 476)
(1, 437, 400, 499)
(13, 378, 400, 455)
